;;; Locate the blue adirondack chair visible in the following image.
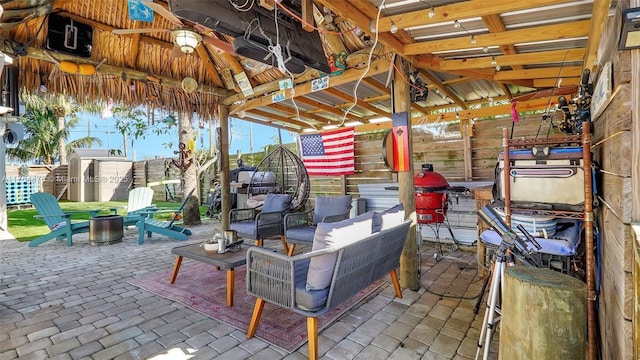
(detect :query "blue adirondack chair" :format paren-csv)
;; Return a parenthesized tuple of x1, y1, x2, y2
(135, 189, 194, 244)
(109, 187, 155, 226)
(29, 192, 101, 247)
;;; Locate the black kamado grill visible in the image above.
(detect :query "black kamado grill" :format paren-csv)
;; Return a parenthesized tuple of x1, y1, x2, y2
(414, 164, 466, 261)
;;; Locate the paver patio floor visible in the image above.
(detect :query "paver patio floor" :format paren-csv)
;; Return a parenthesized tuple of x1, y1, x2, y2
(0, 221, 498, 359)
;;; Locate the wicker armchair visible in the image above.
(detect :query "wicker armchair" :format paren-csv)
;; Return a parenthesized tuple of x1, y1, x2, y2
(245, 220, 411, 360)
(283, 195, 352, 256)
(229, 193, 292, 251)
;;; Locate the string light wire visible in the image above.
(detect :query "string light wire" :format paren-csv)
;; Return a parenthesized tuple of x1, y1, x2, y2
(339, 0, 386, 126)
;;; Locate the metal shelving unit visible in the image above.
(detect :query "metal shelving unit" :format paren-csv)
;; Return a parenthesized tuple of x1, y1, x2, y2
(501, 123, 597, 360)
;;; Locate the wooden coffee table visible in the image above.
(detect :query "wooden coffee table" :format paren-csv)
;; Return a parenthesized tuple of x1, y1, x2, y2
(170, 243, 249, 307)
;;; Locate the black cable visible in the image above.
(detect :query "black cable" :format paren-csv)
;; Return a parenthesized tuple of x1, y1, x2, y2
(418, 250, 485, 300)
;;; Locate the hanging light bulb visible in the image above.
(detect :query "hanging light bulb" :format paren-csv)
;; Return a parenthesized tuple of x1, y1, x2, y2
(369, 20, 377, 34)
(429, 6, 435, 18)
(454, 20, 461, 28)
(491, 56, 497, 66)
(456, 112, 460, 120)
(470, 35, 476, 44)
(495, 65, 501, 71)
(390, 23, 398, 34)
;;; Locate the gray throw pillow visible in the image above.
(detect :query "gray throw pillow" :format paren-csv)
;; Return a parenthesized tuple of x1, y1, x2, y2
(372, 203, 405, 232)
(305, 211, 374, 290)
(312, 195, 352, 225)
(261, 193, 292, 213)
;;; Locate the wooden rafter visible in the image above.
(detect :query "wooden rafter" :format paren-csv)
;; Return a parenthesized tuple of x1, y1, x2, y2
(439, 49, 586, 71)
(266, 103, 333, 125)
(228, 58, 391, 113)
(404, 20, 591, 55)
(375, 0, 576, 33)
(418, 70, 468, 109)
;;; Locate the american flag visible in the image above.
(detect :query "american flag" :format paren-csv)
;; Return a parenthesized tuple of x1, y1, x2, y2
(299, 127, 355, 176)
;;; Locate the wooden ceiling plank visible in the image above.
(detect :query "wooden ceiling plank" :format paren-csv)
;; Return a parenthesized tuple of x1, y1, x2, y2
(228, 58, 391, 113)
(494, 66, 583, 80)
(439, 49, 586, 71)
(404, 20, 591, 55)
(376, 0, 576, 32)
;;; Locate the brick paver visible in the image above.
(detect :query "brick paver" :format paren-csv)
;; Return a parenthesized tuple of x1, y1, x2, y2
(0, 223, 490, 359)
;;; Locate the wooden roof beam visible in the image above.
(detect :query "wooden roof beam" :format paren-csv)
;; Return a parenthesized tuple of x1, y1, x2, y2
(354, 97, 554, 132)
(376, 0, 576, 33)
(228, 58, 391, 114)
(481, 14, 523, 71)
(240, 114, 301, 132)
(6, 44, 232, 97)
(418, 70, 468, 109)
(439, 49, 586, 71)
(404, 20, 591, 55)
(314, 0, 407, 54)
(584, 0, 612, 70)
(266, 103, 333, 125)
(324, 87, 391, 116)
(295, 97, 364, 122)
(249, 109, 315, 129)
(196, 45, 225, 89)
(494, 66, 583, 81)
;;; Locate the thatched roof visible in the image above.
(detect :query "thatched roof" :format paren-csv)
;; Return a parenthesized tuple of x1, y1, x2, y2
(1, 0, 612, 132)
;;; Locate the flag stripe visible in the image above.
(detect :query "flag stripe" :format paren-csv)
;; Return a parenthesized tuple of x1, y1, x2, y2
(300, 127, 355, 176)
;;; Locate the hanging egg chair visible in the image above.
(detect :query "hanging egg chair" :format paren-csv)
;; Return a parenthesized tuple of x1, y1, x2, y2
(247, 145, 310, 211)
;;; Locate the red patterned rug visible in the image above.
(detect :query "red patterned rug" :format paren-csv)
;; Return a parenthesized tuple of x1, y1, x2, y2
(129, 262, 384, 352)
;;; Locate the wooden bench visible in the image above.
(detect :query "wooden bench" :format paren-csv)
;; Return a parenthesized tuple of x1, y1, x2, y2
(245, 213, 411, 360)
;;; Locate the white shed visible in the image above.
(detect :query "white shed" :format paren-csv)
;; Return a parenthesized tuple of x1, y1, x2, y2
(68, 149, 132, 202)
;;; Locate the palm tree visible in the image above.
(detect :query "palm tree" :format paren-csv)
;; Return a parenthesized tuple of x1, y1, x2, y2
(6, 106, 101, 164)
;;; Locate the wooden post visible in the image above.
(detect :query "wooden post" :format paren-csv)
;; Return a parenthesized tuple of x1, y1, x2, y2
(499, 267, 586, 360)
(219, 104, 231, 230)
(393, 58, 418, 291)
(461, 118, 473, 181)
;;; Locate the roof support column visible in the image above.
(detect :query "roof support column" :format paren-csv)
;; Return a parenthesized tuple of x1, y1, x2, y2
(393, 58, 419, 291)
(218, 104, 231, 230)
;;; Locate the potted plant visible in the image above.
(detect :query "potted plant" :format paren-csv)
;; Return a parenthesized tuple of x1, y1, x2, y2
(202, 231, 224, 252)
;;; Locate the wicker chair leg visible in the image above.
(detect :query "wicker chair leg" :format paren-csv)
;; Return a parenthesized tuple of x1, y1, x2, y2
(247, 298, 265, 338)
(389, 269, 403, 298)
(307, 317, 318, 360)
(287, 244, 296, 256)
(279, 235, 290, 254)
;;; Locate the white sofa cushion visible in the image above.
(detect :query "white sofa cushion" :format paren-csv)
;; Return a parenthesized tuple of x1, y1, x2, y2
(372, 203, 405, 233)
(305, 211, 374, 290)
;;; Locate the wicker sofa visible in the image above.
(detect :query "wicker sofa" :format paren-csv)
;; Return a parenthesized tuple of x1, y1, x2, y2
(245, 206, 411, 360)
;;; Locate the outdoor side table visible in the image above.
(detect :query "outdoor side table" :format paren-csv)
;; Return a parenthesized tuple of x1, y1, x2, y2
(170, 243, 249, 307)
(89, 215, 124, 246)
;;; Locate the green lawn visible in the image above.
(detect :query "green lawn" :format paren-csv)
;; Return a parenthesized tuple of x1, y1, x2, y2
(8, 200, 208, 242)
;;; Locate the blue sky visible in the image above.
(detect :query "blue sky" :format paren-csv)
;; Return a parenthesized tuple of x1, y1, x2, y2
(68, 111, 297, 162)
